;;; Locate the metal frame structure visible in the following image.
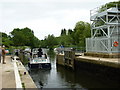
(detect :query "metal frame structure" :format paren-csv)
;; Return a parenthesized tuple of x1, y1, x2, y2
(86, 4, 120, 53)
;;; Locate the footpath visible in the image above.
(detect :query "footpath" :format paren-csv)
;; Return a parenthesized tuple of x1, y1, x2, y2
(0, 56, 37, 89)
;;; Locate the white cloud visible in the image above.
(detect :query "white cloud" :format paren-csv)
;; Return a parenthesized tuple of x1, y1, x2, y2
(0, 0, 118, 39)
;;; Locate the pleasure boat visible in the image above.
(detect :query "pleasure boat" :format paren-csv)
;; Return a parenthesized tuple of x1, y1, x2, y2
(28, 50, 51, 69)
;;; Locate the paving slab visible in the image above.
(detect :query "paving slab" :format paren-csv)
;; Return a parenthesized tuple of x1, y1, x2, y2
(0, 63, 2, 90)
(0, 55, 37, 89)
(1, 56, 16, 88)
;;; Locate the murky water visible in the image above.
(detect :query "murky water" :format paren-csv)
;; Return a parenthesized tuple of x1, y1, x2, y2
(26, 49, 119, 89)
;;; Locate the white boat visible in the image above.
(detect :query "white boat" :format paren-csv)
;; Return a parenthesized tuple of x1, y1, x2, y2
(28, 49, 51, 69)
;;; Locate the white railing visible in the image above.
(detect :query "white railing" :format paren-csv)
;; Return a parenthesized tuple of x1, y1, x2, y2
(90, 4, 119, 17)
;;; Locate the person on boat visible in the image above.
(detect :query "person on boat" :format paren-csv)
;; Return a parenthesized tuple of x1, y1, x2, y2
(15, 49, 19, 56)
(42, 53, 47, 59)
(38, 47, 43, 57)
(44, 54, 47, 59)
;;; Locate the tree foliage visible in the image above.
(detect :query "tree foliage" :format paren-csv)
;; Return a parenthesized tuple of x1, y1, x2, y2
(40, 34, 58, 50)
(1, 21, 90, 50)
(61, 28, 67, 36)
(99, 1, 120, 12)
(0, 32, 13, 47)
(56, 21, 91, 49)
(10, 27, 40, 48)
(105, 1, 120, 8)
(71, 21, 91, 47)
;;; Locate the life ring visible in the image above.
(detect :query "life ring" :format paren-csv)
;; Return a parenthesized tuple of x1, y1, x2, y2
(113, 41, 119, 47)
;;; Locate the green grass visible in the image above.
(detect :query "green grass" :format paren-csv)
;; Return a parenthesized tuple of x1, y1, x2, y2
(5, 70, 10, 72)
(22, 82, 25, 89)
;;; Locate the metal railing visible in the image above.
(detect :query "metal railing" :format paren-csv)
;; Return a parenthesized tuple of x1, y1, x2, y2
(90, 4, 119, 16)
(86, 36, 120, 53)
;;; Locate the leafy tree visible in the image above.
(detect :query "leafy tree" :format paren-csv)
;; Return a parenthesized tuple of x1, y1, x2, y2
(39, 39, 47, 48)
(40, 34, 58, 50)
(11, 28, 26, 46)
(61, 28, 67, 36)
(71, 21, 91, 47)
(99, 1, 120, 12)
(68, 29, 73, 35)
(58, 28, 73, 47)
(10, 27, 40, 48)
(0, 32, 13, 47)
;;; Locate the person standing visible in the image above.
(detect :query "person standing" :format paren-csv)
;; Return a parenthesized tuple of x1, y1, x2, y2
(2, 49, 6, 64)
(1, 45, 6, 64)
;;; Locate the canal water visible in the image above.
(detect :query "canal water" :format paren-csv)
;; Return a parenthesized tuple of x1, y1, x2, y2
(26, 49, 119, 89)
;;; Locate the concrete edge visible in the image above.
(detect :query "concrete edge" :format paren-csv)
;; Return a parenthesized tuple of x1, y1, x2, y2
(13, 60, 22, 88)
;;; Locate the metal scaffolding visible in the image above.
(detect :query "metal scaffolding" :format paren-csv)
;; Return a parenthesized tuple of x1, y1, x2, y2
(86, 4, 120, 53)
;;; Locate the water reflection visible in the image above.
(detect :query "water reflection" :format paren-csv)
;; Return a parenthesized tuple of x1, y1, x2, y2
(57, 64, 120, 88)
(30, 69, 50, 88)
(47, 50, 56, 60)
(56, 65, 82, 88)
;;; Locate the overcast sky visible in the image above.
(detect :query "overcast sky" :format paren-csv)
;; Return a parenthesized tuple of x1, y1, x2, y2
(0, 0, 118, 40)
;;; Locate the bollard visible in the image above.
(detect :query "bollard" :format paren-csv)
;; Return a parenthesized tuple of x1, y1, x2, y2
(24, 72, 26, 75)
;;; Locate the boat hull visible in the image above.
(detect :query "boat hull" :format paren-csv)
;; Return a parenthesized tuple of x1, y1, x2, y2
(28, 63, 51, 69)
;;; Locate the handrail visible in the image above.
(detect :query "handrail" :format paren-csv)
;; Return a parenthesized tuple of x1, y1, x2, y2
(90, 4, 119, 16)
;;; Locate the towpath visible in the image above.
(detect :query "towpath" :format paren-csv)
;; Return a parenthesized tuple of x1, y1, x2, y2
(0, 55, 37, 89)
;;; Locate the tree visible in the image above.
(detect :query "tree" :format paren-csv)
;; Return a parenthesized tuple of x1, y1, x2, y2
(40, 34, 58, 50)
(71, 21, 91, 47)
(0, 32, 13, 47)
(11, 28, 26, 46)
(68, 29, 73, 35)
(61, 28, 67, 36)
(99, 1, 120, 12)
(10, 27, 40, 48)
